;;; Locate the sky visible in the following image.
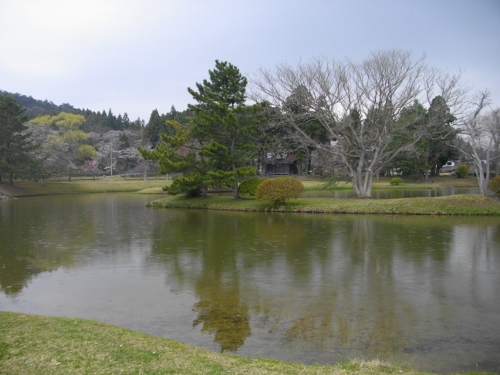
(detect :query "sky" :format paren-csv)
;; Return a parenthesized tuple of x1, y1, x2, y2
(1, 0, 499, 121)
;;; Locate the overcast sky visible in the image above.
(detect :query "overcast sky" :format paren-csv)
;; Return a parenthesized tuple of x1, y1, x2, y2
(1, 0, 499, 121)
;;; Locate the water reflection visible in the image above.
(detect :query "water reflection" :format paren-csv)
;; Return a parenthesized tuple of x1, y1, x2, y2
(0, 195, 499, 373)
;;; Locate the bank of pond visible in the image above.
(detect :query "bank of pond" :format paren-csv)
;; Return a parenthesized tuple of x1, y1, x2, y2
(1, 311, 494, 375)
(148, 194, 500, 216)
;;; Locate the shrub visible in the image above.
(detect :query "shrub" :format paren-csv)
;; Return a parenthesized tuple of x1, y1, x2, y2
(255, 177, 305, 207)
(390, 177, 403, 185)
(238, 178, 264, 197)
(321, 172, 352, 190)
(454, 162, 470, 178)
(489, 176, 500, 195)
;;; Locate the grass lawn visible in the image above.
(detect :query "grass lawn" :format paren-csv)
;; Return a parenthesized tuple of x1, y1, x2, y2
(148, 194, 500, 215)
(0, 176, 171, 197)
(300, 175, 480, 191)
(2, 311, 490, 375)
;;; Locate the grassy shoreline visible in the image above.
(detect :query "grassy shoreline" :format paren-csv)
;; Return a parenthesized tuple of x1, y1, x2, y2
(149, 194, 500, 216)
(1, 176, 497, 216)
(1, 311, 491, 375)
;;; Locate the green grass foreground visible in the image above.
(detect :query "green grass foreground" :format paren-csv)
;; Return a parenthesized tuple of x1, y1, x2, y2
(2, 311, 489, 375)
(148, 194, 500, 216)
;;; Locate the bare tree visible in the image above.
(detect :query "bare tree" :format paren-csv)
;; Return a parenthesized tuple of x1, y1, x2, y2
(456, 93, 500, 194)
(251, 50, 468, 197)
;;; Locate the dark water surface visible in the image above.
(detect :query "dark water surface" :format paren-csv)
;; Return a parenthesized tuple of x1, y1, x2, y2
(1, 194, 499, 373)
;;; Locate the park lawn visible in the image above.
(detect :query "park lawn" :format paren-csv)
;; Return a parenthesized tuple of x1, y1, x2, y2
(148, 194, 500, 216)
(1, 311, 487, 375)
(301, 175, 480, 191)
(0, 175, 478, 197)
(0, 177, 171, 197)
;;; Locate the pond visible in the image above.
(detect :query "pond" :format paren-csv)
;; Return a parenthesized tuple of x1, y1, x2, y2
(0, 194, 499, 373)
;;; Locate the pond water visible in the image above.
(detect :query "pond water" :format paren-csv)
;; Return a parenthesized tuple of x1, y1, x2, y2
(0, 194, 499, 373)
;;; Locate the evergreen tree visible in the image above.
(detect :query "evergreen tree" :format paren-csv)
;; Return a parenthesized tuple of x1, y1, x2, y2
(140, 120, 211, 197)
(0, 94, 40, 184)
(116, 114, 124, 130)
(122, 113, 130, 128)
(426, 96, 457, 175)
(140, 62, 261, 198)
(187, 60, 260, 198)
(119, 132, 130, 150)
(144, 109, 175, 148)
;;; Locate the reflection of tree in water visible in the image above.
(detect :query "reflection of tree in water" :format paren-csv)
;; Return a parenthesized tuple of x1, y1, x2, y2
(150, 210, 499, 364)
(257, 215, 455, 358)
(275, 274, 415, 358)
(150, 210, 259, 352)
(0, 194, 149, 295)
(192, 282, 251, 352)
(0, 198, 81, 295)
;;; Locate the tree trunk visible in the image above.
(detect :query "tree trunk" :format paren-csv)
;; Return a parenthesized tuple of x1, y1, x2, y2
(201, 184, 208, 198)
(230, 137, 240, 199)
(352, 171, 373, 198)
(233, 181, 240, 199)
(471, 148, 488, 195)
(474, 161, 487, 195)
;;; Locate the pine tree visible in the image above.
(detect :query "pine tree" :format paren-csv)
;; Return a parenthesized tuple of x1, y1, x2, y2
(188, 60, 260, 198)
(0, 94, 40, 184)
(141, 62, 262, 198)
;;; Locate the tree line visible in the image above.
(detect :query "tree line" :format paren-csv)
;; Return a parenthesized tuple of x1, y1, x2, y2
(1, 50, 499, 196)
(0, 92, 194, 184)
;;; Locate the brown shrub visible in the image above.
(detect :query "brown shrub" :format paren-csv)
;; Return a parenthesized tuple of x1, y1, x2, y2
(488, 175, 500, 195)
(255, 177, 305, 206)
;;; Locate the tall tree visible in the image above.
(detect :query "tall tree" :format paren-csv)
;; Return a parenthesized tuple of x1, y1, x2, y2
(143, 109, 174, 148)
(457, 92, 500, 194)
(253, 50, 467, 197)
(282, 85, 329, 173)
(425, 96, 458, 175)
(141, 120, 212, 197)
(188, 60, 259, 198)
(0, 94, 40, 184)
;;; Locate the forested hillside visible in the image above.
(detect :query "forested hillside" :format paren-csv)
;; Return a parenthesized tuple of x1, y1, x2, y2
(0, 89, 145, 131)
(0, 89, 193, 182)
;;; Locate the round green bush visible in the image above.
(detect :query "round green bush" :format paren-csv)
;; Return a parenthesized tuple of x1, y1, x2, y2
(390, 177, 403, 185)
(255, 177, 305, 206)
(489, 175, 500, 195)
(238, 177, 264, 197)
(454, 162, 470, 178)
